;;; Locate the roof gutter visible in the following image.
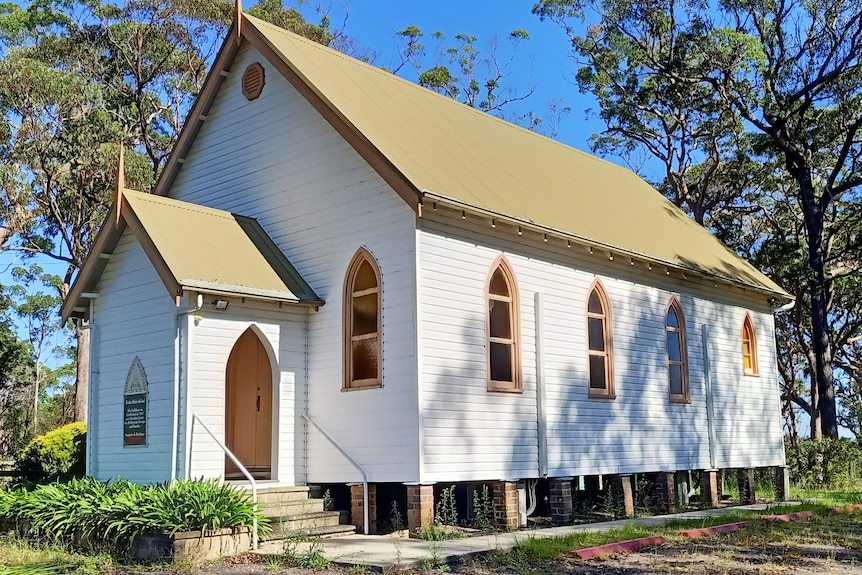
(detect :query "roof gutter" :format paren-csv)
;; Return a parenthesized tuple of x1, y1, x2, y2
(421, 190, 793, 303)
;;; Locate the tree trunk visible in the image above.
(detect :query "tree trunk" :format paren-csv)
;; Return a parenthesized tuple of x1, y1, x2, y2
(75, 321, 90, 422)
(795, 170, 838, 439)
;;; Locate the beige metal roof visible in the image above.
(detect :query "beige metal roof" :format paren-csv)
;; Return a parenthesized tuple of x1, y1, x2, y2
(121, 189, 321, 305)
(245, 14, 788, 298)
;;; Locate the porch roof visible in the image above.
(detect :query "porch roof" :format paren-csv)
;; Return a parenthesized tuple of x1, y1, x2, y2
(62, 190, 323, 319)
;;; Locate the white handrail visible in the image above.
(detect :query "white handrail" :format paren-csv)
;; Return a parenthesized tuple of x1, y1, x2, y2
(302, 414, 369, 535)
(191, 414, 259, 549)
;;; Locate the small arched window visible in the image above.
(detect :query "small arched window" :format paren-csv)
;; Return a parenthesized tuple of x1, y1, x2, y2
(487, 256, 521, 392)
(742, 314, 759, 376)
(666, 298, 690, 403)
(586, 280, 614, 398)
(343, 247, 382, 390)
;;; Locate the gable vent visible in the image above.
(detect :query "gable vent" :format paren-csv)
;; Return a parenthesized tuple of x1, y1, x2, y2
(242, 63, 265, 101)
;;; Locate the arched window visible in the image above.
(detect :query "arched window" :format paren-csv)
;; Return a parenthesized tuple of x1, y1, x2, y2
(586, 280, 614, 398)
(742, 314, 759, 375)
(666, 298, 690, 403)
(343, 247, 382, 390)
(487, 256, 521, 392)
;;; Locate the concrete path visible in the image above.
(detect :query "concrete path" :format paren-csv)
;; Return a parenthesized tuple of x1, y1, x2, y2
(253, 503, 792, 570)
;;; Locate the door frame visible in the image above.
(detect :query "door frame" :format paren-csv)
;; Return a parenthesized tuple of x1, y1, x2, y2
(224, 323, 280, 481)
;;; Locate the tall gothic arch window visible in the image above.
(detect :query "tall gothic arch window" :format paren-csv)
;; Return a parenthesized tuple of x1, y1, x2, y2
(487, 256, 521, 392)
(742, 314, 759, 376)
(666, 298, 690, 402)
(586, 279, 614, 398)
(343, 248, 382, 390)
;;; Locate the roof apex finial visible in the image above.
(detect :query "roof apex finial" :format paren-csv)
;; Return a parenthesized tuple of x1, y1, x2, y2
(236, 0, 242, 42)
(116, 142, 125, 226)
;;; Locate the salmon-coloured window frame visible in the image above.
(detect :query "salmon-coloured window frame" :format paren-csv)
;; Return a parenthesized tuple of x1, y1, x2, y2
(586, 278, 615, 399)
(486, 255, 522, 393)
(742, 313, 759, 376)
(342, 247, 382, 391)
(666, 297, 690, 403)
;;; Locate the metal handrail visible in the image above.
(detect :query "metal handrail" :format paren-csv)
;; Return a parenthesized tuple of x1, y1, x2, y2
(191, 414, 258, 549)
(302, 414, 369, 535)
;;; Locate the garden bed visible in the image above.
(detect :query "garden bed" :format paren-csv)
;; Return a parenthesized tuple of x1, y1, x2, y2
(132, 527, 251, 562)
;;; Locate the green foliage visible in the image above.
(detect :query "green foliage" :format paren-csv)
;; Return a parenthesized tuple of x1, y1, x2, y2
(471, 484, 494, 531)
(0, 477, 270, 554)
(295, 540, 329, 569)
(435, 485, 458, 527)
(389, 500, 404, 532)
(787, 438, 862, 489)
(392, 24, 536, 117)
(15, 422, 86, 484)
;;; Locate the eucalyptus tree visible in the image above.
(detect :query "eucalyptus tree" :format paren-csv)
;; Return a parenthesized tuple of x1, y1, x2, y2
(390, 25, 538, 118)
(534, 0, 862, 438)
(0, 0, 331, 421)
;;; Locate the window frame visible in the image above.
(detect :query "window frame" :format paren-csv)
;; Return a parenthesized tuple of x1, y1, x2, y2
(742, 313, 759, 376)
(586, 279, 615, 399)
(485, 255, 522, 393)
(666, 297, 690, 403)
(342, 247, 382, 391)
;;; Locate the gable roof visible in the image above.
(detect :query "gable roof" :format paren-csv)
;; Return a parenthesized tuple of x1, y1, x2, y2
(227, 14, 786, 299)
(60, 189, 322, 320)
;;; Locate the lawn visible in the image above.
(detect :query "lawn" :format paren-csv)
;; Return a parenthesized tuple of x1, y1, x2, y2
(463, 502, 862, 575)
(3, 498, 862, 574)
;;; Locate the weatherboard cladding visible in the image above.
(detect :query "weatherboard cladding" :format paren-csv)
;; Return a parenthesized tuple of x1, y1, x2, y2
(167, 42, 420, 483)
(417, 215, 784, 482)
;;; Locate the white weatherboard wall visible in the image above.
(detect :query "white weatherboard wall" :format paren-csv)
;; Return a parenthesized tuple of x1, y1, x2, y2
(168, 41, 419, 483)
(417, 213, 784, 483)
(710, 309, 784, 469)
(180, 302, 306, 484)
(90, 232, 177, 483)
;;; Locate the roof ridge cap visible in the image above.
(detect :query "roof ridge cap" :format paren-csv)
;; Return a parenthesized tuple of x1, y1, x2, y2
(127, 189, 239, 220)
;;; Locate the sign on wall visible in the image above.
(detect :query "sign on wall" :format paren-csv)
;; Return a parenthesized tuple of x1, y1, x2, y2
(123, 356, 148, 447)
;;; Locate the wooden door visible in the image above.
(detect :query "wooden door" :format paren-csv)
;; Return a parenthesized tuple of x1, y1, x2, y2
(225, 329, 273, 480)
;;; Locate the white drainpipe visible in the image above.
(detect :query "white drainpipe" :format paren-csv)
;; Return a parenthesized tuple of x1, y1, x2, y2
(534, 292, 549, 477)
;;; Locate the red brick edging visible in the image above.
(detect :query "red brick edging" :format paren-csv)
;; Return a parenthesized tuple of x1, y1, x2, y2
(570, 536, 665, 560)
(832, 504, 862, 513)
(763, 510, 814, 522)
(680, 521, 751, 538)
(573, 509, 816, 560)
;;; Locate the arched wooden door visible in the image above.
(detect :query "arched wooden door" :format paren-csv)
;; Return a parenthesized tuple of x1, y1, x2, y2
(225, 329, 273, 480)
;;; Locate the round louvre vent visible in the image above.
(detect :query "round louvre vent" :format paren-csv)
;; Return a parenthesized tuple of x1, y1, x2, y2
(242, 63, 265, 101)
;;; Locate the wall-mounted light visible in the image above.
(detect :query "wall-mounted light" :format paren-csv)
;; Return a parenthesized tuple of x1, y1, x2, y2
(214, 299, 229, 310)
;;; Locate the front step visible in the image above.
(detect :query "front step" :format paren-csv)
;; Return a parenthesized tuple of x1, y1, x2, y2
(240, 485, 356, 541)
(268, 511, 342, 539)
(275, 524, 356, 539)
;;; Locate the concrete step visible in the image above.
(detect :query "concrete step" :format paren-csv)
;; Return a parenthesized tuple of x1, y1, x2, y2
(266, 523, 356, 541)
(258, 498, 324, 517)
(253, 486, 313, 507)
(267, 511, 343, 539)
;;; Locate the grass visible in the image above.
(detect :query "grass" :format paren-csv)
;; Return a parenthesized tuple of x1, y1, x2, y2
(485, 499, 856, 574)
(0, 535, 114, 575)
(791, 487, 862, 506)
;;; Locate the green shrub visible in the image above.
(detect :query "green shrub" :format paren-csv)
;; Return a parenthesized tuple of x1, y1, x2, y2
(786, 437, 862, 489)
(16, 422, 87, 484)
(0, 478, 270, 554)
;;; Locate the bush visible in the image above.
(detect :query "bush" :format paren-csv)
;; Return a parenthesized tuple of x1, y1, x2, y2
(0, 477, 270, 554)
(16, 422, 87, 484)
(786, 437, 862, 489)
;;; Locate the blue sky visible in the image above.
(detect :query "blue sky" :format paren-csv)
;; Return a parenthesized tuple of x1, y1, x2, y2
(327, 0, 607, 153)
(0, 0, 610, 370)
